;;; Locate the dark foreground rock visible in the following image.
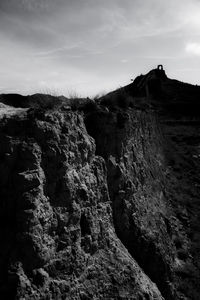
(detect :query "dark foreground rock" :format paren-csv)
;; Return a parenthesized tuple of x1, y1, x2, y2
(0, 106, 163, 299)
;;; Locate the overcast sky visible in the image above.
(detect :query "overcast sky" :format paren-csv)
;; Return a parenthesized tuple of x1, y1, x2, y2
(0, 0, 200, 97)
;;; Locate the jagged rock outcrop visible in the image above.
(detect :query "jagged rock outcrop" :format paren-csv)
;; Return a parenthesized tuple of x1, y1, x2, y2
(1, 67, 200, 299)
(0, 105, 163, 299)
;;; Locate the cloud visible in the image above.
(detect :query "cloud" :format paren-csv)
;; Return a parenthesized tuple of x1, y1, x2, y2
(186, 43, 200, 56)
(0, 0, 59, 14)
(1, 0, 200, 95)
(121, 59, 128, 63)
(0, 0, 190, 51)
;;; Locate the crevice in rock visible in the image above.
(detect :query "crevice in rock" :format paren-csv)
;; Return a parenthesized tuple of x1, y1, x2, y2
(80, 213, 91, 236)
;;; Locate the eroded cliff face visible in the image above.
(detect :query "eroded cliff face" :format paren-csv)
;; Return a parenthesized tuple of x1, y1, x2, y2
(85, 109, 177, 299)
(1, 68, 200, 300)
(0, 106, 163, 299)
(85, 110, 199, 299)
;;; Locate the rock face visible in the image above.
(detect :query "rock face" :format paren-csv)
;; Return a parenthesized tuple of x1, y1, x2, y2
(0, 106, 163, 299)
(85, 110, 175, 299)
(0, 68, 200, 299)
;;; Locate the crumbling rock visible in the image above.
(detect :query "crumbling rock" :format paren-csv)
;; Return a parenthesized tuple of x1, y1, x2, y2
(0, 106, 163, 299)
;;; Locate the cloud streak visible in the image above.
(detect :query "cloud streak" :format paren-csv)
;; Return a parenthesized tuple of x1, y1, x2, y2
(186, 43, 200, 56)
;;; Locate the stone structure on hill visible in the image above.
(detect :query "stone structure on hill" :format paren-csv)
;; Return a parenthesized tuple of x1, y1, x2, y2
(157, 64, 164, 70)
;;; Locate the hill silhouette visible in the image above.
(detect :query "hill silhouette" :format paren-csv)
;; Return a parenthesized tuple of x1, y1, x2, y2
(100, 66, 200, 117)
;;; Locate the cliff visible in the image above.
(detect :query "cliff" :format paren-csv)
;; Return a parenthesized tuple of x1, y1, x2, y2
(0, 67, 200, 299)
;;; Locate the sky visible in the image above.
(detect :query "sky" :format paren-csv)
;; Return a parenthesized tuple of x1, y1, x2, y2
(1, 0, 200, 97)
